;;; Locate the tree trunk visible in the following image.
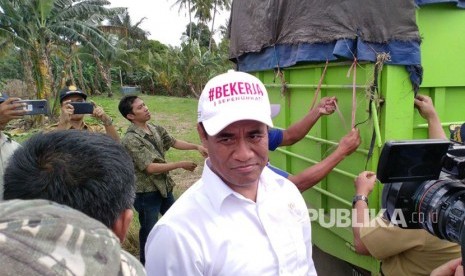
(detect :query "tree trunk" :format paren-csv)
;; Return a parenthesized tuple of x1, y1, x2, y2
(35, 46, 52, 100)
(188, 0, 192, 41)
(209, 0, 218, 51)
(76, 58, 88, 94)
(20, 50, 36, 98)
(94, 54, 112, 97)
(188, 82, 199, 98)
(106, 66, 113, 97)
(33, 42, 54, 125)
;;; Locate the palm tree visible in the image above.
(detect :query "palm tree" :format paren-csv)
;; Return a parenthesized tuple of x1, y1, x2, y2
(173, 0, 194, 42)
(208, 0, 231, 51)
(188, 0, 231, 51)
(0, 0, 123, 101)
(105, 9, 149, 49)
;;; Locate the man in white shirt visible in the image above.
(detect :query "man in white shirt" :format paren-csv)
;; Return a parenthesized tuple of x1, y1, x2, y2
(0, 92, 25, 200)
(145, 70, 317, 276)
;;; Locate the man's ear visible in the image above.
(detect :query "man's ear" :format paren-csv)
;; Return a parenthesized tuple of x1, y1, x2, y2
(197, 124, 208, 144)
(111, 209, 133, 243)
(126, 113, 135, 121)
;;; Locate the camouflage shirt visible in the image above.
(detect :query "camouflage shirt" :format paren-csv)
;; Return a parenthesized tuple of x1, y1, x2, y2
(0, 199, 146, 276)
(121, 123, 176, 196)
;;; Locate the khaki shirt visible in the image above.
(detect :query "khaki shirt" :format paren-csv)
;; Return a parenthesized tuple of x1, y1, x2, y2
(360, 216, 460, 276)
(121, 123, 176, 197)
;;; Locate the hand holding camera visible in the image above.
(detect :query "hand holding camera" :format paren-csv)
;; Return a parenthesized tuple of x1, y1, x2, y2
(0, 98, 28, 129)
(91, 102, 112, 126)
(354, 171, 377, 197)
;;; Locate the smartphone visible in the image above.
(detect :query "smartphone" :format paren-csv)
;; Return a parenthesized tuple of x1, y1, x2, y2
(16, 100, 49, 115)
(70, 102, 94, 114)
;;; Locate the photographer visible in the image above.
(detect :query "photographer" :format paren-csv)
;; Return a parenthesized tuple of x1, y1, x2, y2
(55, 85, 120, 142)
(0, 93, 26, 200)
(351, 95, 462, 275)
(352, 171, 460, 275)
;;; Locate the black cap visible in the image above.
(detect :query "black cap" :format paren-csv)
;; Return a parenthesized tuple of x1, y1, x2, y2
(59, 85, 87, 103)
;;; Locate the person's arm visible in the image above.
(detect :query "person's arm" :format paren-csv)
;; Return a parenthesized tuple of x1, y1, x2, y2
(57, 99, 74, 130)
(92, 104, 120, 142)
(122, 134, 197, 175)
(145, 161, 197, 174)
(172, 139, 208, 158)
(352, 171, 377, 255)
(280, 96, 337, 146)
(0, 98, 27, 130)
(414, 94, 447, 139)
(288, 128, 361, 192)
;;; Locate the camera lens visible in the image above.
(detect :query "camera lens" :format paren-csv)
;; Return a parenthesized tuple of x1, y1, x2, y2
(415, 179, 465, 243)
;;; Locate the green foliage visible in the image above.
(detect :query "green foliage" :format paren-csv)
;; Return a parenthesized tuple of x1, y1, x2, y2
(184, 22, 212, 48)
(0, 0, 234, 116)
(0, 48, 23, 81)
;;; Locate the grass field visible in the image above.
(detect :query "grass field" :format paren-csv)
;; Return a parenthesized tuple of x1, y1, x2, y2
(9, 93, 205, 258)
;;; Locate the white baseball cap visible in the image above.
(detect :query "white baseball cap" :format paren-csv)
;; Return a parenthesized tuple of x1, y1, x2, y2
(198, 70, 274, 136)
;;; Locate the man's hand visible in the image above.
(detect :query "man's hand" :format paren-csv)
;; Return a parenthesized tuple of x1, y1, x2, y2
(0, 98, 27, 129)
(431, 258, 463, 276)
(317, 96, 337, 115)
(337, 128, 361, 156)
(354, 171, 377, 196)
(414, 94, 437, 120)
(414, 94, 447, 139)
(59, 99, 75, 125)
(197, 145, 208, 158)
(91, 102, 112, 125)
(179, 161, 197, 172)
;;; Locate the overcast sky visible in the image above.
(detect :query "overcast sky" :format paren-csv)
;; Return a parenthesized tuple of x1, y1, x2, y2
(109, 0, 230, 46)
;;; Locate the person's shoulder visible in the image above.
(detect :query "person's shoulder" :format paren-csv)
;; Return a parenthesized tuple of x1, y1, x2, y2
(0, 132, 20, 146)
(121, 125, 142, 141)
(268, 128, 283, 135)
(262, 166, 298, 190)
(43, 123, 60, 132)
(0, 199, 144, 275)
(149, 123, 170, 134)
(157, 180, 206, 223)
(120, 250, 146, 276)
(268, 128, 284, 150)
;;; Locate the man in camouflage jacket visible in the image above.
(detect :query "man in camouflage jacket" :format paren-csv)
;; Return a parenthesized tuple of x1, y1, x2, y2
(118, 95, 207, 264)
(0, 199, 145, 275)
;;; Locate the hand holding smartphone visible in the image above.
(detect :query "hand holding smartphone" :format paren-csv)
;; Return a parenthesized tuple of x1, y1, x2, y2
(15, 100, 49, 115)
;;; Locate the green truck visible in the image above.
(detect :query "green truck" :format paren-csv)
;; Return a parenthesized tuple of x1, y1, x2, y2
(229, 1, 465, 274)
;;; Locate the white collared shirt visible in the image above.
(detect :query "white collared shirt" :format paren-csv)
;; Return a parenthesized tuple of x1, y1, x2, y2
(145, 159, 317, 276)
(0, 132, 20, 200)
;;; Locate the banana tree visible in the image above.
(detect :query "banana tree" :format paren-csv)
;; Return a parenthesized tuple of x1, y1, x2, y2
(0, 0, 123, 106)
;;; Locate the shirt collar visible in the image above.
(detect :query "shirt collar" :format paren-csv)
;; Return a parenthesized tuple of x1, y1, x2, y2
(127, 123, 153, 137)
(201, 160, 284, 212)
(0, 132, 8, 145)
(201, 159, 235, 212)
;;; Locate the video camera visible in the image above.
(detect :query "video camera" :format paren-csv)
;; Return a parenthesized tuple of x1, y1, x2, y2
(377, 139, 465, 244)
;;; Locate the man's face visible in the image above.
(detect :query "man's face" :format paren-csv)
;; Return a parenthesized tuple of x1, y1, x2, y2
(128, 98, 151, 123)
(61, 94, 86, 121)
(198, 120, 269, 192)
